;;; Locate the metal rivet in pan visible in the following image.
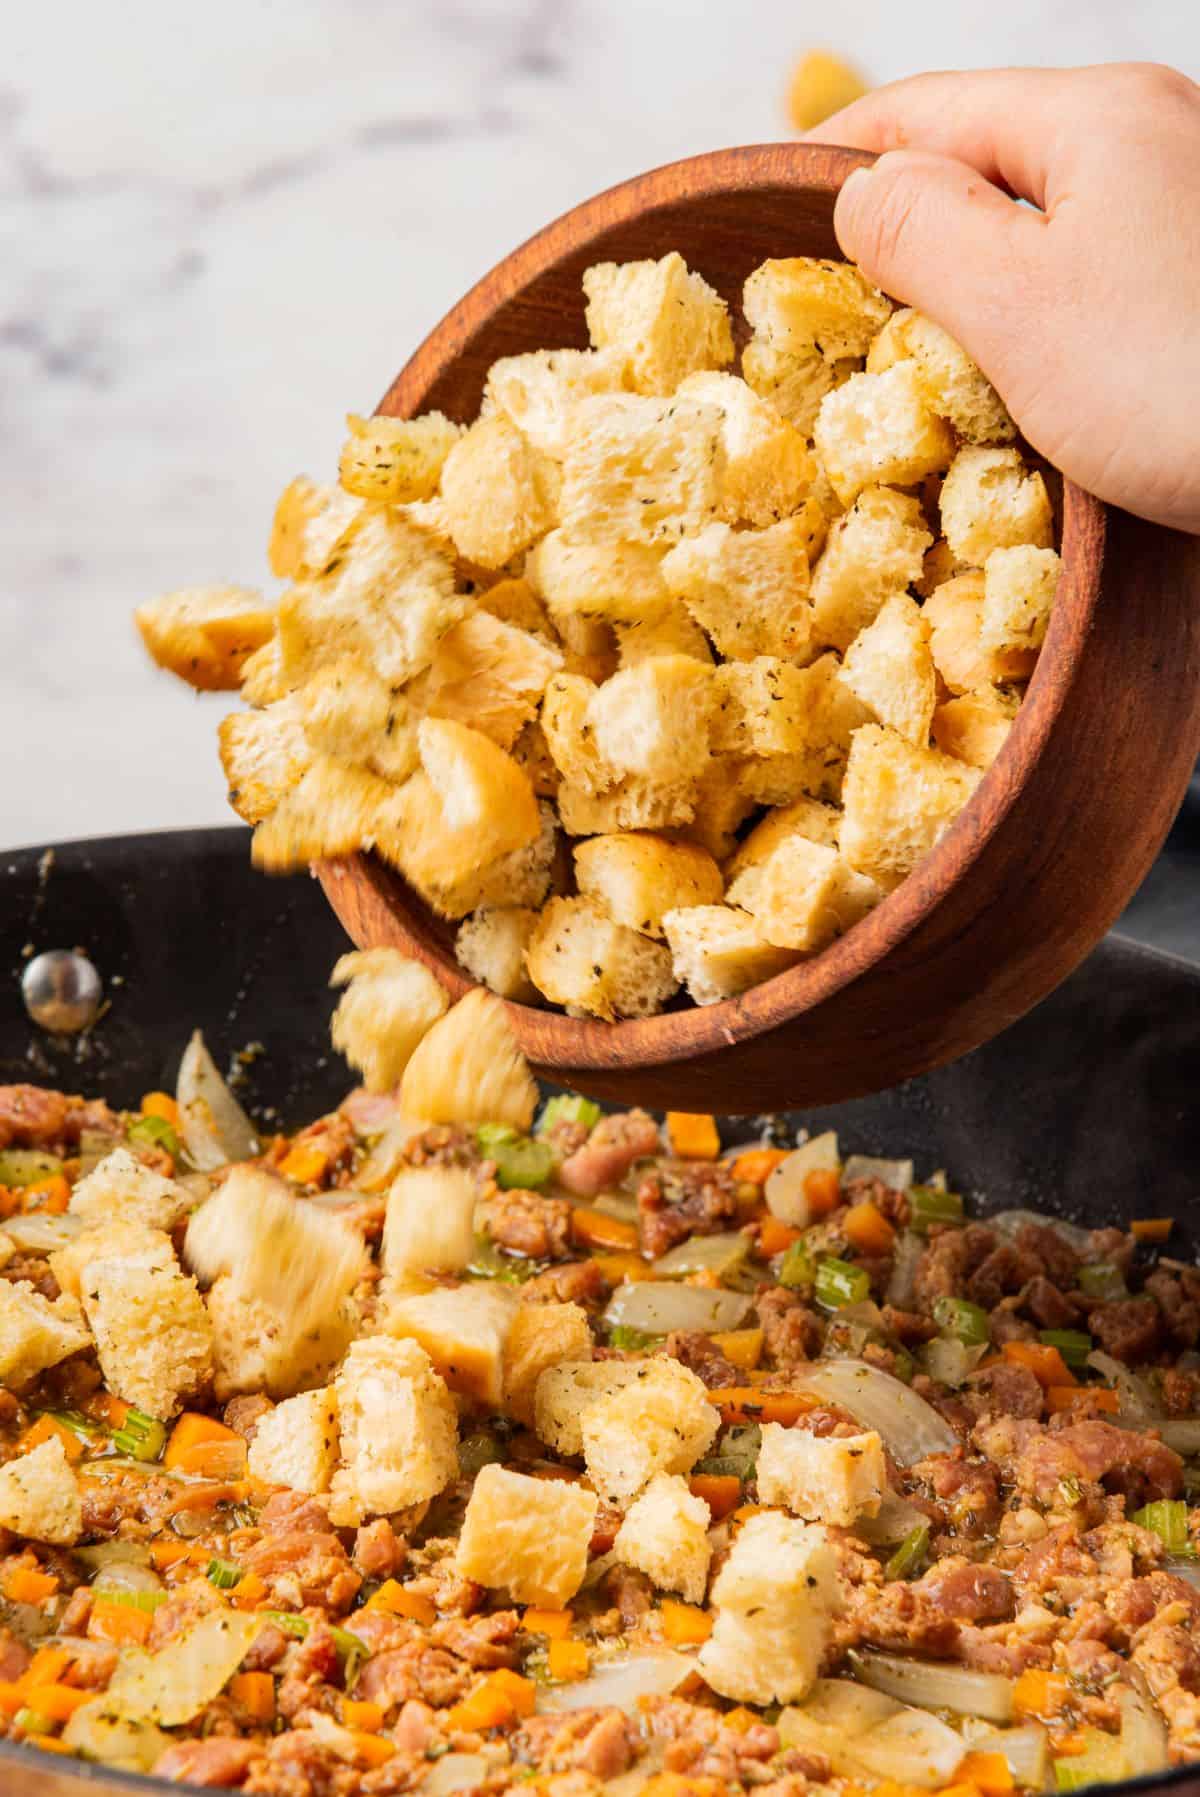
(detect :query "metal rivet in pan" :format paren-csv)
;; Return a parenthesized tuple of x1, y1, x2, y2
(21, 950, 104, 1033)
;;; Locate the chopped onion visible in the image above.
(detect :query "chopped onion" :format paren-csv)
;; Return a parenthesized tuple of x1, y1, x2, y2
(538, 1647, 693, 1713)
(855, 1489, 933, 1547)
(76, 1541, 154, 1571)
(89, 1561, 164, 1598)
(804, 1677, 902, 1734)
(418, 1755, 491, 1795)
(1118, 1686, 1169, 1777)
(176, 1031, 259, 1171)
(852, 1650, 1013, 1723)
(849, 1708, 967, 1788)
(107, 1608, 261, 1725)
(604, 1281, 751, 1335)
(4, 1212, 83, 1251)
(355, 1116, 430, 1192)
(797, 1359, 959, 1463)
(590, 1192, 639, 1224)
(922, 1338, 987, 1390)
(309, 1187, 371, 1211)
(766, 1132, 839, 1226)
(843, 1155, 914, 1193)
(653, 1231, 750, 1279)
(1086, 1351, 1163, 1423)
(63, 1698, 172, 1772)
(961, 1722, 1048, 1789)
(887, 1232, 924, 1309)
(1161, 1417, 1200, 1455)
(989, 1208, 1092, 1254)
(340, 1087, 407, 1135)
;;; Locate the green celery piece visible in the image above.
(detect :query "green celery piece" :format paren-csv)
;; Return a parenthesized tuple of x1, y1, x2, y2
(933, 1296, 990, 1345)
(112, 1409, 167, 1463)
(814, 1255, 870, 1311)
(1038, 1329, 1093, 1370)
(94, 1586, 167, 1612)
(908, 1185, 964, 1235)
(884, 1523, 930, 1581)
(13, 1706, 56, 1737)
(206, 1557, 243, 1590)
(1131, 1498, 1193, 1555)
(537, 1095, 602, 1137)
(467, 1236, 542, 1284)
(1078, 1262, 1127, 1301)
(778, 1240, 816, 1290)
(695, 1424, 761, 1480)
(607, 1325, 659, 1352)
(476, 1126, 555, 1191)
(458, 1431, 503, 1478)
(0, 1149, 63, 1188)
(126, 1114, 182, 1159)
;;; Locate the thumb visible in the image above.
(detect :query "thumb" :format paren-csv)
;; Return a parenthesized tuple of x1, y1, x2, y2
(835, 148, 1047, 395)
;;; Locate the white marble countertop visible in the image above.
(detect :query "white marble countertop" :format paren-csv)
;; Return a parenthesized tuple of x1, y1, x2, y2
(6, 0, 1198, 850)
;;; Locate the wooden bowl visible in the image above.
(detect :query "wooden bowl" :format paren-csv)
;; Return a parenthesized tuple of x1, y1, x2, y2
(318, 142, 1200, 1114)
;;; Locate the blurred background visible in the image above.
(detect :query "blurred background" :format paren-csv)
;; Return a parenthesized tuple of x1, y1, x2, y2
(5, 0, 1199, 853)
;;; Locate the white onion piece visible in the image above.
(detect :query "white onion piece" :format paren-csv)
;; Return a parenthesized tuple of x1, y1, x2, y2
(923, 1338, 987, 1390)
(887, 1232, 924, 1309)
(176, 1031, 259, 1171)
(854, 1489, 933, 1546)
(1086, 1351, 1163, 1422)
(766, 1132, 839, 1225)
(107, 1609, 261, 1726)
(804, 1678, 902, 1733)
(653, 1231, 750, 1279)
(63, 1700, 172, 1772)
(5, 1212, 83, 1250)
(797, 1360, 959, 1463)
(989, 1208, 1092, 1253)
(590, 1192, 639, 1223)
(961, 1722, 1049, 1789)
(1118, 1687, 1169, 1778)
(1161, 1418, 1200, 1455)
(77, 1541, 155, 1571)
(853, 1651, 1013, 1723)
(1168, 1558, 1200, 1589)
(418, 1756, 490, 1796)
(603, 1281, 751, 1335)
(355, 1116, 431, 1192)
(92, 1562, 164, 1598)
(538, 1648, 693, 1713)
(849, 1708, 967, 1787)
(843, 1155, 914, 1192)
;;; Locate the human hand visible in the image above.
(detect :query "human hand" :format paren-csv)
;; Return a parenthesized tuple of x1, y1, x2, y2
(810, 64, 1200, 534)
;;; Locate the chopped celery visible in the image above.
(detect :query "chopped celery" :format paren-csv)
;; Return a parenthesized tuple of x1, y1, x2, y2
(1130, 1499, 1194, 1555)
(330, 1625, 368, 1690)
(1078, 1262, 1127, 1301)
(112, 1409, 167, 1463)
(884, 1523, 929, 1581)
(458, 1431, 503, 1478)
(467, 1236, 543, 1284)
(891, 1347, 916, 1385)
(1039, 1328, 1093, 1369)
(695, 1424, 761, 1479)
(45, 1409, 102, 1444)
(933, 1296, 990, 1345)
(537, 1095, 602, 1137)
(908, 1186, 964, 1234)
(93, 1586, 167, 1612)
(206, 1557, 243, 1590)
(1053, 1728, 1125, 1791)
(126, 1114, 181, 1159)
(814, 1256, 871, 1311)
(607, 1325, 659, 1351)
(0, 1149, 63, 1188)
(264, 1611, 309, 1640)
(475, 1125, 555, 1191)
(778, 1240, 816, 1290)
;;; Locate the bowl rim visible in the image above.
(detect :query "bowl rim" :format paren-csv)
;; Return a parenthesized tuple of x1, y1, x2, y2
(344, 139, 1107, 1076)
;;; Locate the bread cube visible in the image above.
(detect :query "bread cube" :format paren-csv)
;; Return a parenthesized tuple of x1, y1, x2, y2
(616, 606, 715, 668)
(613, 1472, 712, 1603)
(756, 1424, 886, 1524)
(923, 573, 1034, 694)
(438, 414, 556, 569)
(814, 365, 955, 506)
(525, 895, 679, 1020)
(588, 657, 716, 786)
(268, 475, 326, 580)
(82, 1256, 213, 1420)
(839, 593, 936, 745)
(294, 656, 418, 784)
(382, 1165, 479, 1278)
(663, 905, 799, 1005)
(556, 774, 698, 837)
(247, 1387, 339, 1494)
(580, 1361, 719, 1503)
(711, 658, 812, 759)
(673, 759, 760, 861)
(741, 336, 850, 436)
(559, 393, 725, 546)
(50, 1220, 174, 1302)
(583, 253, 733, 396)
(330, 949, 449, 1093)
(0, 1436, 82, 1545)
(502, 1301, 593, 1427)
(484, 346, 628, 456)
(250, 755, 401, 873)
(915, 536, 961, 599)
(395, 794, 561, 923)
(70, 1148, 191, 1234)
(525, 531, 671, 628)
(931, 686, 1019, 769)
(662, 518, 814, 663)
(698, 1512, 840, 1704)
(939, 446, 1053, 565)
(541, 674, 609, 794)
(574, 833, 723, 938)
(727, 835, 881, 953)
(477, 576, 554, 639)
(840, 724, 982, 890)
(870, 311, 1014, 445)
(510, 720, 561, 799)
(810, 487, 932, 652)
(135, 586, 275, 692)
(414, 611, 564, 751)
(399, 987, 538, 1131)
(329, 1335, 459, 1526)
(218, 700, 312, 826)
(455, 1463, 598, 1606)
(238, 637, 288, 708)
(553, 610, 620, 684)
(206, 1280, 356, 1402)
(534, 1360, 650, 1456)
(0, 1282, 91, 1391)
(743, 258, 892, 359)
(383, 1282, 518, 1408)
(981, 545, 1061, 655)
(677, 372, 816, 526)
(455, 908, 541, 1003)
(338, 410, 462, 503)
(726, 797, 840, 884)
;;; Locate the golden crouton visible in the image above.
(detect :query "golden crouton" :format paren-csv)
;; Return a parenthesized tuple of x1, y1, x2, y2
(388, 782, 558, 922)
(662, 518, 814, 663)
(726, 796, 840, 884)
(501, 1302, 593, 1428)
(455, 1463, 598, 1607)
(509, 720, 561, 798)
(981, 544, 1062, 655)
(556, 774, 699, 836)
(677, 371, 816, 525)
(136, 586, 276, 692)
(868, 311, 1015, 444)
(525, 895, 679, 1020)
(250, 756, 400, 873)
(295, 657, 417, 784)
(931, 685, 1020, 769)
(82, 1255, 213, 1420)
(558, 393, 725, 546)
(0, 1282, 91, 1391)
(741, 336, 854, 436)
(329, 1335, 459, 1526)
(786, 50, 869, 129)
(939, 446, 1054, 565)
(384, 1283, 519, 1408)
(588, 657, 717, 787)
(525, 531, 672, 628)
(218, 699, 313, 826)
(541, 674, 610, 794)
(743, 258, 892, 359)
(399, 988, 538, 1132)
(840, 724, 982, 890)
(923, 573, 1035, 694)
(50, 1221, 173, 1303)
(698, 1512, 840, 1704)
(727, 834, 881, 953)
(553, 610, 620, 683)
(662, 904, 800, 1005)
(914, 536, 961, 599)
(246, 1388, 339, 1495)
(615, 605, 715, 667)
(575, 832, 723, 938)
(581, 1359, 719, 1503)
(438, 413, 557, 569)
(382, 1166, 479, 1278)
(744, 652, 873, 807)
(69, 1147, 191, 1234)
(455, 907, 542, 1003)
(329, 948, 450, 1092)
(294, 485, 365, 577)
(533, 1361, 648, 1456)
(0, 1436, 82, 1546)
(268, 476, 325, 580)
(814, 364, 955, 506)
(206, 1280, 356, 1403)
(583, 252, 733, 396)
(756, 1424, 886, 1525)
(484, 346, 628, 455)
(613, 1472, 712, 1603)
(674, 760, 760, 861)
(476, 576, 554, 639)
(411, 610, 564, 751)
(810, 487, 932, 652)
(839, 593, 936, 745)
(238, 636, 290, 708)
(338, 410, 462, 503)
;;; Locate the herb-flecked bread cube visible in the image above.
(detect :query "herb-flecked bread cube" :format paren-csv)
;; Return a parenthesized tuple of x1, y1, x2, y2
(727, 834, 881, 953)
(558, 393, 726, 546)
(329, 948, 449, 1093)
(525, 896, 679, 1020)
(484, 346, 629, 455)
(135, 586, 276, 692)
(541, 674, 611, 795)
(338, 411, 463, 503)
(588, 657, 717, 786)
(399, 988, 538, 1132)
(250, 756, 401, 874)
(810, 487, 932, 652)
(867, 310, 1015, 445)
(676, 372, 816, 526)
(0, 1282, 91, 1391)
(69, 1148, 191, 1234)
(743, 258, 893, 359)
(939, 446, 1053, 565)
(329, 1335, 459, 1527)
(923, 573, 1035, 693)
(840, 724, 982, 890)
(0, 1436, 82, 1545)
(525, 531, 672, 627)
(533, 1361, 648, 1457)
(662, 904, 800, 1005)
(455, 907, 542, 1003)
(438, 414, 557, 569)
(294, 657, 417, 784)
(981, 545, 1062, 655)
(838, 592, 936, 745)
(382, 1165, 479, 1278)
(662, 518, 814, 663)
(740, 336, 853, 436)
(556, 774, 698, 837)
(814, 364, 955, 506)
(711, 658, 813, 759)
(455, 1462, 598, 1607)
(247, 1387, 339, 1495)
(218, 700, 312, 827)
(81, 1255, 213, 1420)
(698, 1512, 840, 1704)
(931, 686, 1020, 769)
(502, 1301, 593, 1428)
(756, 1424, 886, 1524)
(50, 1220, 174, 1302)
(725, 796, 840, 885)
(583, 252, 734, 395)
(574, 832, 723, 938)
(412, 610, 564, 751)
(580, 1360, 719, 1503)
(384, 1283, 519, 1409)
(615, 605, 715, 668)
(613, 1471, 713, 1603)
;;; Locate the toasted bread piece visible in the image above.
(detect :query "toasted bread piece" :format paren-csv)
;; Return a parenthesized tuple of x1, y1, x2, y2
(672, 758, 760, 860)
(556, 774, 698, 836)
(438, 413, 557, 569)
(931, 685, 1020, 769)
(50, 1220, 174, 1302)
(412, 610, 563, 750)
(923, 572, 1035, 694)
(677, 371, 816, 525)
(218, 699, 313, 825)
(69, 1148, 191, 1234)
(525, 531, 672, 627)
(558, 393, 725, 546)
(583, 252, 733, 395)
(867, 310, 1015, 444)
(581, 1359, 719, 1503)
(400, 988, 537, 1131)
(456, 1463, 597, 1607)
(238, 636, 290, 707)
(711, 658, 813, 759)
(981, 544, 1061, 655)
(810, 487, 932, 652)
(757, 1424, 886, 1524)
(82, 1254, 213, 1421)
(574, 832, 723, 938)
(662, 518, 814, 663)
(525, 895, 679, 1020)
(385, 780, 557, 922)
(839, 592, 936, 745)
(484, 346, 628, 455)
(553, 610, 620, 683)
(384, 1283, 519, 1409)
(247, 1387, 339, 1495)
(382, 1165, 479, 1278)
(295, 656, 418, 784)
(725, 796, 840, 884)
(0, 1436, 82, 1545)
(533, 1361, 649, 1455)
(914, 536, 961, 599)
(614, 1472, 712, 1603)
(588, 656, 716, 786)
(510, 720, 561, 798)
(699, 1512, 840, 1704)
(476, 576, 554, 639)
(338, 411, 463, 503)
(501, 1302, 593, 1428)
(662, 905, 799, 1005)
(329, 1335, 458, 1526)
(814, 364, 955, 506)
(741, 335, 854, 436)
(136, 586, 275, 692)
(250, 756, 400, 872)
(455, 908, 541, 1003)
(329, 949, 449, 1092)
(727, 833, 881, 953)
(743, 257, 892, 359)
(840, 724, 982, 890)
(541, 674, 609, 794)
(268, 476, 325, 580)
(615, 605, 715, 667)
(0, 1282, 91, 1391)
(939, 446, 1054, 565)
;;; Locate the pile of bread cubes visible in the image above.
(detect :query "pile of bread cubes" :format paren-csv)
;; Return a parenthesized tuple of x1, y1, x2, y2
(137, 251, 1061, 1019)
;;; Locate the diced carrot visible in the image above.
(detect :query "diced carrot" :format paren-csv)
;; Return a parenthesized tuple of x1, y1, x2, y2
(0, 1682, 27, 1716)
(25, 1736, 76, 1755)
(149, 1540, 202, 1572)
(642, 1772, 726, 1796)
(228, 1670, 275, 1722)
(1013, 1669, 1072, 1719)
(368, 1580, 436, 1627)
(708, 1387, 819, 1427)
(164, 1411, 244, 1469)
(2, 1565, 59, 1605)
(341, 1697, 383, 1733)
(88, 1597, 153, 1646)
(571, 1207, 639, 1252)
(547, 1639, 590, 1681)
(18, 1415, 84, 1466)
(1002, 1340, 1075, 1390)
(591, 1250, 652, 1284)
(23, 1682, 93, 1722)
(347, 1731, 395, 1767)
(21, 1175, 70, 1215)
(446, 1669, 536, 1732)
(666, 1113, 721, 1161)
(83, 1390, 131, 1430)
(1046, 1385, 1119, 1415)
(689, 1474, 742, 1519)
(0, 1188, 17, 1221)
(933, 1781, 984, 1797)
(278, 1142, 330, 1185)
(729, 1148, 789, 1186)
(758, 1215, 802, 1258)
(164, 1478, 249, 1516)
(141, 1092, 180, 1127)
(25, 1647, 72, 1687)
(843, 1199, 896, 1256)
(660, 1599, 713, 1645)
(959, 1752, 1015, 1794)
(1049, 1728, 1090, 1757)
(1131, 1217, 1173, 1243)
(229, 1572, 268, 1611)
(168, 1441, 248, 1482)
(732, 1503, 764, 1522)
(803, 1167, 842, 1217)
(722, 1708, 759, 1735)
(710, 1328, 763, 1371)
(522, 1608, 573, 1640)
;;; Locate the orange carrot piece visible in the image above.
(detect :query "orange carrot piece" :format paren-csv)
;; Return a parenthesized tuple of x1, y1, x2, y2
(229, 1670, 275, 1722)
(21, 1175, 70, 1215)
(729, 1148, 789, 1186)
(641, 1776, 726, 1797)
(709, 1328, 763, 1371)
(522, 1608, 573, 1640)
(758, 1215, 802, 1258)
(660, 1599, 713, 1645)
(2, 1565, 59, 1605)
(24, 1736, 76, 1755)
(0, 1682, 27, 1717)
(88, 1598, 152, 1646)
(722, 1708, 759, 1735)
(164, 1411, 243, 1469)
(140, 1092, 180, 1126)
(229, 1572, 269, 1610)
(341, 1697, 383, 1733)
(446, 1669, 536, 1732)
(367, 1580, 436, 1627)
(547, 1639, 590, 1681)
(1046, 1385, 1118, 1415)
(591, 1250, 652, 1283)
(843, 1199, 896, 1256)
(666, 1113, 721, 1161)
(688, 1474, 742, 1519)
(22, 1683, 93, 1722)
(1130, 1218, 1173, 1242)
(803, 1167, 842, 1217)
(708, 1387, 819, 1427)
(959, 1752, 1015, 1793)
(82, 1390, 131, 1431)
(347, 1730, 395, 1766)
(1013, 1669, 1072, 1718)
(570, 1207, 640, 1252)
(278, 1141, 330, 1185)
(18, 1415, 84, 1465)
(1002, 1340, 1075, 1390)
